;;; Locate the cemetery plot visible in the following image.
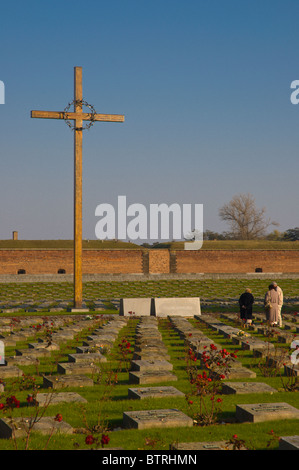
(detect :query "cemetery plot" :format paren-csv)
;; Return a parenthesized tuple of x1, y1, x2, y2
(236, 402, 299, 423)
(221, 382, 278, 395)
(0, 416, 73, 439)
(0, 307, 298, 450)
(35, 392, 87, 406)
(123, 409, 193, 430)
(128, 386, 185, 400)
(278, 435, 299, 450)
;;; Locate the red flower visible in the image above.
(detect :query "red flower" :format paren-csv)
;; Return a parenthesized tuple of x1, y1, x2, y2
(101, 434, 110, 446)
(85, 435, 95, 445)
(54, 413, 63, 422)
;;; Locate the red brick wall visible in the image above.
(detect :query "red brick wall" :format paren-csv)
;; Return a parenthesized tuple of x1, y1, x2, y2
(175, 250, 299, 273)
(148, 250, 170, 273)
(0, 250, 143, 275)
(0, 249, 298, 275)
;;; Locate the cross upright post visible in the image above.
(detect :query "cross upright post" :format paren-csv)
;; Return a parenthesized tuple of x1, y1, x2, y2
(73, 67, 83, 308)
(31, 66, 124, 310)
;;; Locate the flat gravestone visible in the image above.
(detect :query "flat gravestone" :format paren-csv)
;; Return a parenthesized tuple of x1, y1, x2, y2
(57, 362, 99, 375)
(170, 441, 237, 450)
(0, 365, 23, 378)
(128, 386, 185, 400)
(133, 352, 171, 361)
(29, 341, 60, 351)
(236, 402, 299, 423)
(131, 360, 173, 372)
(43, 374, 94, 389)
(213, 366, 256, 380)
(241, 339, 274, 351)
(123, 409, 193, 429)
(36, 392, 87, 406)
(16, 348, 52, 358)
(279, 435, 299, 450)
(119, 298, 153, 316)
(0, 416, 73, 438)
(5, 355, 39, 366)
(153, 297, 200, 317)
(129, 370, 177, 384)
(221, 382, 277, 395)
(68, 353, 107, 363)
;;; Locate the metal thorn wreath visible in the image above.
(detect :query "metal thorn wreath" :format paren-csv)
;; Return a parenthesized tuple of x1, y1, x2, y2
(63, 99, 96, 131)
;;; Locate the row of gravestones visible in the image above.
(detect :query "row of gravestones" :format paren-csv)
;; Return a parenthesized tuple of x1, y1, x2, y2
(0, 313, 298, 449)
(215, 312, 299, 377)
(166, 315, 299, 450)
(122, 315, 299, 449)
(0, 315, 127, 439)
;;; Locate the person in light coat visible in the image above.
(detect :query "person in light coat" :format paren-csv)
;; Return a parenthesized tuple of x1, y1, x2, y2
(270, 281, 283, 327)
(264, 284, 279, 326)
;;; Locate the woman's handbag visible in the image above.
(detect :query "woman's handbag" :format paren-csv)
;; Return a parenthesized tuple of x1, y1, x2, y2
(264, 299, 272, 309)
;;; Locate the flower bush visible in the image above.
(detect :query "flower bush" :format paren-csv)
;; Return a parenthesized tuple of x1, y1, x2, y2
(185, 343, 238, 425)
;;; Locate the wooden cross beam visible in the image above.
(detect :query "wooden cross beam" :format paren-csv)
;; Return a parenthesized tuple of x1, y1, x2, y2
(31, 66, 124, 309)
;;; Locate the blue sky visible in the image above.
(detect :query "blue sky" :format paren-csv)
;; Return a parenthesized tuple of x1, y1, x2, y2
(0, 0, 298, 241)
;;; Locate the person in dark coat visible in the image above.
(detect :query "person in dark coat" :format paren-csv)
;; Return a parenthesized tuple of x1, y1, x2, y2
(239, 288, 254, 325)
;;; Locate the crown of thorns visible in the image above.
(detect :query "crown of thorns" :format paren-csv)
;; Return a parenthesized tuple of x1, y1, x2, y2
(64, 99, 96, 130)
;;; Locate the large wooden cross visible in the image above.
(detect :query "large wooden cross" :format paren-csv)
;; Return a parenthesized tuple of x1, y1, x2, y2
(31, 66, 124, 309)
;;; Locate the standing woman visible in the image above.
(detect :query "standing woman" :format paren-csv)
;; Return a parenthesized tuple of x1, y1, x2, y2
(264, 284, 279, 326)
(239, 288, 254, 326)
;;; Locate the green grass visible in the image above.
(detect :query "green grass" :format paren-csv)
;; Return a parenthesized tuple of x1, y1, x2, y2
(1, 239, 299, 250)
(0, 315, 298, 450)
(0, 240, 143, 250)
(0, 278, 299, 308)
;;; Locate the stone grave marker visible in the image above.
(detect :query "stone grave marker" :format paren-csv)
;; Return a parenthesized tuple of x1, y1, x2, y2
(128, 386, 185, 400)
(221, 381, 277, 394)
(236, 402, 299, 423)
(278, 435, 299, 450)
(153, 297, 200, 317)
(57, 362, 99, 375)
(170, 441, 236, 450)
(0, 365, 23, 378)
(0, 416, 73, 439)
(129, 370, 178, 384)
(130, 359, 173, 372)
(119, 298, 153, 316)
(43, 374, 94, 389)
(123, 409, 193, 429)
(68, 352, 107, 363)
(36, 391, 87, 406)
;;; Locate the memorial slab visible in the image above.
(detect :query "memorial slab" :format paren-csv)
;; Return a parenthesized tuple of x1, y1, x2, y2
(153, 297, 200, 317)
(130, 360, 173, 372)
(0, 416, 73, 438)
(236, 402, 299, 423)
(68, 352, 107, 363)
(119, 298, 153, 316)
(123, 409, 193, 429)
(128, 386, 185, 400)
(57, 362, 99, 375)
(36, 391, 87, 406)
(221, 382, 277, 395)
(43, 374, 94, 389)
(129, 370, 178, 384)
(279, 435, 299, 450)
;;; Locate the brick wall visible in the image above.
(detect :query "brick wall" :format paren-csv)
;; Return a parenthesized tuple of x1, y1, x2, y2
(0, 250, 143, 275)
(0, 249, 298, 275)
(148, 250, 170, 273)
(174, 250, 299, 273)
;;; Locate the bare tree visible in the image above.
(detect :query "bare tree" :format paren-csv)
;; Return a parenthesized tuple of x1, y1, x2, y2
(219, 193, 278, 240)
